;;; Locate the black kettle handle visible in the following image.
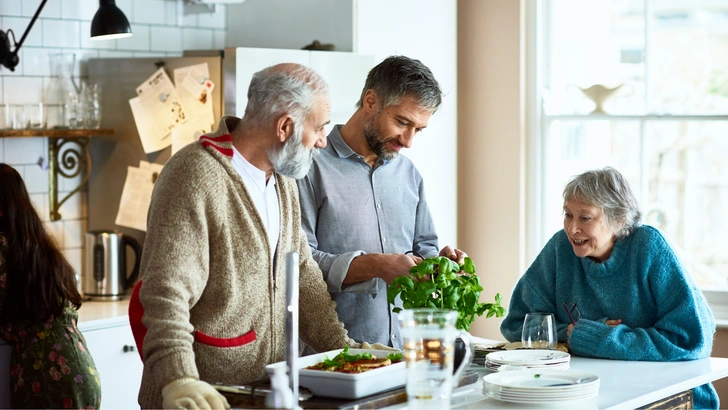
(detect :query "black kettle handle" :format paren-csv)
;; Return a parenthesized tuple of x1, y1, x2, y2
(122, 234, 142, 288)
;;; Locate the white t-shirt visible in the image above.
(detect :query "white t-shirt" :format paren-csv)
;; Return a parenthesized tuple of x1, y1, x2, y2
(231, 146, 280, 260)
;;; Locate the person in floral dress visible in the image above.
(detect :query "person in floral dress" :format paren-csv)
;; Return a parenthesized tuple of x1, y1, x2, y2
(0, 163, 101, 408)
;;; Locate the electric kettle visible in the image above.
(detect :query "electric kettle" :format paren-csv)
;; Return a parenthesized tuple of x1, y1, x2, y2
(83, 230, 141, 300)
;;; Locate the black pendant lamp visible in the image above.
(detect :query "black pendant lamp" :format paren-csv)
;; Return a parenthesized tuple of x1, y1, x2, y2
(90, 0, 133, 41)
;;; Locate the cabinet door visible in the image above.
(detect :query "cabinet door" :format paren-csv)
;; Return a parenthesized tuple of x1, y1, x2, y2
(309, 51, 376, 132)
(233, 47, 311, 117)
(83, 323, 143, 409)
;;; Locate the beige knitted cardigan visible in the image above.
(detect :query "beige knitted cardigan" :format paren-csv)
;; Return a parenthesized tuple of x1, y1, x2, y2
(137, 116, 355, 408)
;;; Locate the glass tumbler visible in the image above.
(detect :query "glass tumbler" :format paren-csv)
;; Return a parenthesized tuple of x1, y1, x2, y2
(521, 312, 558, 349)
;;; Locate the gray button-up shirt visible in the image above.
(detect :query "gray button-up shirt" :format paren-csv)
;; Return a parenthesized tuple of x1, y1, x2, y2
(297, 125, 439, 349)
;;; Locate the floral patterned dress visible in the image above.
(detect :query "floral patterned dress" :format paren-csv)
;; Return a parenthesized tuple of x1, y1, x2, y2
(0, 233, 102, 409)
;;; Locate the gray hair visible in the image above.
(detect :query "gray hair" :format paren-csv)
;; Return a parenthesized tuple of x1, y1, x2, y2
(563, 167, 642, 239)
(356, 55, 442, 113)
(243, 63, 329, 129)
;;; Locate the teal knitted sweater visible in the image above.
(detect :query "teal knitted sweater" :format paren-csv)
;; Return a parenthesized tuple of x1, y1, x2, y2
(500, 225, 718, 409)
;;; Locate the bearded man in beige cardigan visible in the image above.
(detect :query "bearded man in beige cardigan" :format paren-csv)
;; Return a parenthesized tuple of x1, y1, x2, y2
(132, 63, 373, 409)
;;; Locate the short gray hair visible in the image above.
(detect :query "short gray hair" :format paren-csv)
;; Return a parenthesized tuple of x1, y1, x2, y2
(243, 63, 329, 128)
(356, 55, 442, 113)
(563, 166, 642, 239)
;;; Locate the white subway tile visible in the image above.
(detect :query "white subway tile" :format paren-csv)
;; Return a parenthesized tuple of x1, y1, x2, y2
(151, 26, 182, 52)
(181, 11, 196, 27)
(116, 24, 150, 51)
(3, 17, 43, 47)
(80, 21, 116, 50)
(22, 162, 48, 194)
(61, 0, 94, 20)
(63, 219, 83, 247)
(213, 29, 225, 50)
(4, 77, 44, 104)
(62, 247, 82, 278)
(29, 193, 50, 222)
(23, 0, 60, 18)
(0, 1, 22, 16)
(97, 50, 134, 59)
(43, 19, 81, 48)
(131, 51, 167, 58)
(3, 136, 44, 164)
(197, 5, 225, 29)
(0, 139, 4, 162)
(45, 220, 65, 248)
(132, 0, 165, 25)
(21, 47, 52, 77)
(165, 0, 179, 26)
(183, 28, 213, 51)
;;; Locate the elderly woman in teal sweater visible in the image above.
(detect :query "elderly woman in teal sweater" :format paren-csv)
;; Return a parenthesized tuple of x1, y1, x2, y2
(500, 167, 718, 409)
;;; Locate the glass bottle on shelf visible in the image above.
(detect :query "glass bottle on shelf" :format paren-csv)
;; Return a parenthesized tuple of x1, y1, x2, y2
(46, 52, 81, 129)
(81, 82, 102, 129)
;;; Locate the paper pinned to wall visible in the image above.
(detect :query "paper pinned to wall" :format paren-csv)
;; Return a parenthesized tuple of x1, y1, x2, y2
(174, 63, 215, 133)
(115, 162, 164, 232)
(130, 68, 188, 153)
(171, 119, 210, 156)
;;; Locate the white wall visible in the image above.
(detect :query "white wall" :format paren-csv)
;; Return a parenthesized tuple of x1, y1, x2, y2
(355, 0, 458, 248)
(225, 0, 354, 52)
(0, 0, 226, 277)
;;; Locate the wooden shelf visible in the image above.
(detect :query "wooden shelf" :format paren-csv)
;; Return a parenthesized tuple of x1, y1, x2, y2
(0, 128, 115, 138)
(0, 128, 116, 221)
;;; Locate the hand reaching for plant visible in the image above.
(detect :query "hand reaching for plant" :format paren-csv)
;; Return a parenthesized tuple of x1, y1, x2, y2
(439, 246, 468, 265)
(346, 253, 418, 285)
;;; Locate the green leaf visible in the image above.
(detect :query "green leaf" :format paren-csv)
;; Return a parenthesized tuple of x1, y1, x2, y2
(462, 257, 475, 273)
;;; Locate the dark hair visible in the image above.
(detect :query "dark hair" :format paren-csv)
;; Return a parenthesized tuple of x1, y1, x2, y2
(356, 55, 442, 112)
(563, 166, 642, 239)
(0, 164, 82, 322)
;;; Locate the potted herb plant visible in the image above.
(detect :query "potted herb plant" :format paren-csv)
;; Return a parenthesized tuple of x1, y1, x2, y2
(387, 255, 506, 368)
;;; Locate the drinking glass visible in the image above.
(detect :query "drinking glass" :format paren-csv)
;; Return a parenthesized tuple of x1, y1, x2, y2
(521, 312, 558, 349)
(399, 309, 473, 410)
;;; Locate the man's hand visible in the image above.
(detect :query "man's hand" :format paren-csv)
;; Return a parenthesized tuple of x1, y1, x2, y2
(439, 246, 467, 265)
(360, 341, 400, 352)
(162, 378, 230, 410)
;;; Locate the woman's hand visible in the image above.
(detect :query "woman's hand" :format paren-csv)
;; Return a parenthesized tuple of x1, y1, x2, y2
(605, 319, 622, 326)
(567, 323, 575, 339)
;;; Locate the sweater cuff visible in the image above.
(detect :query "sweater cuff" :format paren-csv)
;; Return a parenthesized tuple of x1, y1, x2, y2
(152, 350, 200, 388)
(568, 319, 608, 356)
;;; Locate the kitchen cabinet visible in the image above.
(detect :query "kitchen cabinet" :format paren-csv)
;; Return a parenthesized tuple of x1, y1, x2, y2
(83, 321, 143, 409)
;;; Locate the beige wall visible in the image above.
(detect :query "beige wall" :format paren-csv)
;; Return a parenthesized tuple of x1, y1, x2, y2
(457, 0, 527, 340)
(713, 329, 728, 404)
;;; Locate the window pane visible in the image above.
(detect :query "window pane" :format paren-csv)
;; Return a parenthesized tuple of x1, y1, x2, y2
(648, 1, 728, 114)
(644, 121, 728, 287)
(543, 0, 645, 115)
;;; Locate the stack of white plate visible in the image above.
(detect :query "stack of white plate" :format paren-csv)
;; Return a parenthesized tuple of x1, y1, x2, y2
(483, 369, 600, 404)
(484, 349, 571, 372)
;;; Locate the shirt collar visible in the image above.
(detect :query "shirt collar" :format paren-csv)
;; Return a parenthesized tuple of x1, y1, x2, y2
(327, 125, 391, 166)
(231, 145, 276, 189)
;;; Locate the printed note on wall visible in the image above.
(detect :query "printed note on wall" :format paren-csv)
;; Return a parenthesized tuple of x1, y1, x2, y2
(174, 63, 215, 132)
(115, 162, 164, 232)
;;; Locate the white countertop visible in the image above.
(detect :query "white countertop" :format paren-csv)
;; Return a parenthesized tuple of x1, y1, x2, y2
(384, 338, 728, 409)
(77, 298, 131, 331)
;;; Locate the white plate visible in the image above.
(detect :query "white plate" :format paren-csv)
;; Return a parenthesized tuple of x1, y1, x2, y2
(483, 369, 599, 391)
(265, 348, 405, 399)
(486, 350, 570, 365)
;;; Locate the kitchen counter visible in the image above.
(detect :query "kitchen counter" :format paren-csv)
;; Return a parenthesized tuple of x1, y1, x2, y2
(77, 297, 131, 331)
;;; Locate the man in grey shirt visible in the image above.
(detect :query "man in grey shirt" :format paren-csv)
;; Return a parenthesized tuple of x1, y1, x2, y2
(297, 56, 466, 350)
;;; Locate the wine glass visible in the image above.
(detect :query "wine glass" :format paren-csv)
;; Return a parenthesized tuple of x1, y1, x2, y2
(521, 312, 558, 349)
